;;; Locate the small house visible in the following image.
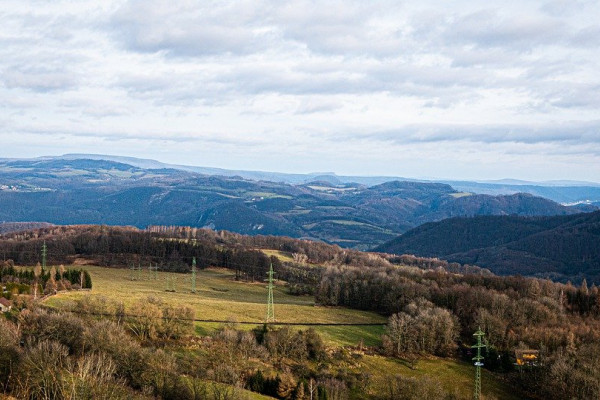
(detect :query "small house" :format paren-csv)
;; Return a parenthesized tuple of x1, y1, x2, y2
(515, 349, 539, 366)
(0, 297, 12, 312)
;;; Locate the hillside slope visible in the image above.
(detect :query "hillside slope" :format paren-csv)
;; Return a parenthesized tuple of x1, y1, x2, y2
(0, 157, 585, 249)
(376, 211, 600, 283)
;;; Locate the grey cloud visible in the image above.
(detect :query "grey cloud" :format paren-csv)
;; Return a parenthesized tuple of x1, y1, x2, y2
(103, 0, 600, 112)
(220, 59, 491, 94)
(113, 58, 497, 110)
(110, 1, 271, 57)
(110, 0, 411, 58)
(0, 10, 91, 93)
(7, 127, 199, 145)
(445, 9, 565, 50)
(2, 68, 79, 92)
(334, 121, 600, 146)
(274, 1, 407, 57)
(449, 47, 521, 68)
(295, 100, 342, 115)
(115, 72, 230, 107)
(3, 121, 268, 148)
(58, 98, 131, 119)
(547, 84, 600, 109)
(540, 0, 589, 17)
(569, 25, 600, 47)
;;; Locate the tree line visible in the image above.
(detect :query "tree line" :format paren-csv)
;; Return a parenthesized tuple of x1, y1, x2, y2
(1, 262, 92, 299)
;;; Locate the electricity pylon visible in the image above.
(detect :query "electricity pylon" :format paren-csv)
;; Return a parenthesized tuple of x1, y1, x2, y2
(472, 327, 486, 400)
(165, 276, 175, 292)
(41, 241, 47, 272)
(150, 263, 158, 280)
(265, 263, 275, 323)
(191, 257, 197, 293)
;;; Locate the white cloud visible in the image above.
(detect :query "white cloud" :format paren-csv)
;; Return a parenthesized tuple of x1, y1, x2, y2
(0, 0, 599, 182)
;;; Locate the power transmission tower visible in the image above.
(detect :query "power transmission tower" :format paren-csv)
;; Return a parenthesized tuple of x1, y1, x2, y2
(191, 257, 197, 293)
(265, 263, 275, 323)
(129, 263, 135, 281)
(165, 276, 176, 292)
(41, 241, 47, 272)
(472, 327, 486, 400)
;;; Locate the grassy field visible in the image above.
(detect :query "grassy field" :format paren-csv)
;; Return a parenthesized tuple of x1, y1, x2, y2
(43, 265, 522, 399)
(44, 265, 386, 346)
(259, 249, 295, 263)
(360, 355, 521, 400)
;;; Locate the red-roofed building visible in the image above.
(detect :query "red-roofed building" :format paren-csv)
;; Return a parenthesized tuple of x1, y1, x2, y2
(0, 297, 12, 312)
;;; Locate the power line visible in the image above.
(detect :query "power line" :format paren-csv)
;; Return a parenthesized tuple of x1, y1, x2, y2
(42, 306, 386, 326)
(472, 327, 486, 400)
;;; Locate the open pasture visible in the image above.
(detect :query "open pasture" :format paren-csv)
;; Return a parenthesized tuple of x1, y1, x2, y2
(44, 265, 386, 346)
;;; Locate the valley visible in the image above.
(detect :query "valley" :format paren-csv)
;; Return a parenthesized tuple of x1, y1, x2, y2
(2, 224, 600, 399)
(0, 156, 593, 250)
(41, 264, 518, 399)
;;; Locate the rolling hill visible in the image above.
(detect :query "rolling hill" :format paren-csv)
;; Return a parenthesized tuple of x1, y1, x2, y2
(52, 153, 600, 204)
(0, 156, 590, 249)
(376, 211, 600, 283)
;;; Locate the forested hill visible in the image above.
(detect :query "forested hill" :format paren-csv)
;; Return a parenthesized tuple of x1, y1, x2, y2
(376, 211, 600, 283)
(0, 157, 589, 250)
(0, 222, 53, 234)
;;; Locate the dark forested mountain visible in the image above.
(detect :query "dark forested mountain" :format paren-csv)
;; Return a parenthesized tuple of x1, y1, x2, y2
(376, 211, 600, 283)
(0, 156, 590, 249)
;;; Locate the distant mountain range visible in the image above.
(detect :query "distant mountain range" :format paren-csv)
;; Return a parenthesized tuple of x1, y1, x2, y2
(375, 211, 600, 283)
(0, 155, 596, 250)
(48, 154, 600, 205)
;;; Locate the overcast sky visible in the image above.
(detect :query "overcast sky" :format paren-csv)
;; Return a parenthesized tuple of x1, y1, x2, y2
(1, 0, 599, 182)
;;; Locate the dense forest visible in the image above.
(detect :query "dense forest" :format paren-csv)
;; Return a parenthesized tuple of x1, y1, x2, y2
(2, 225, 600, 398)
(376, 211, 600, 283)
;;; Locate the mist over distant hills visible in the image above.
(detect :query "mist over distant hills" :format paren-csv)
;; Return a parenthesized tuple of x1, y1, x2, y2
(0, 155, 595, 250)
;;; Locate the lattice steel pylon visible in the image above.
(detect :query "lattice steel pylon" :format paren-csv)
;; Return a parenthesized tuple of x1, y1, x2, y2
(41, 241, 47, 272)
(129, 263, 135, 280)
(265, 263, 275, 323)
(472, 326, 486, 400)
(191, 257, 197, 293)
